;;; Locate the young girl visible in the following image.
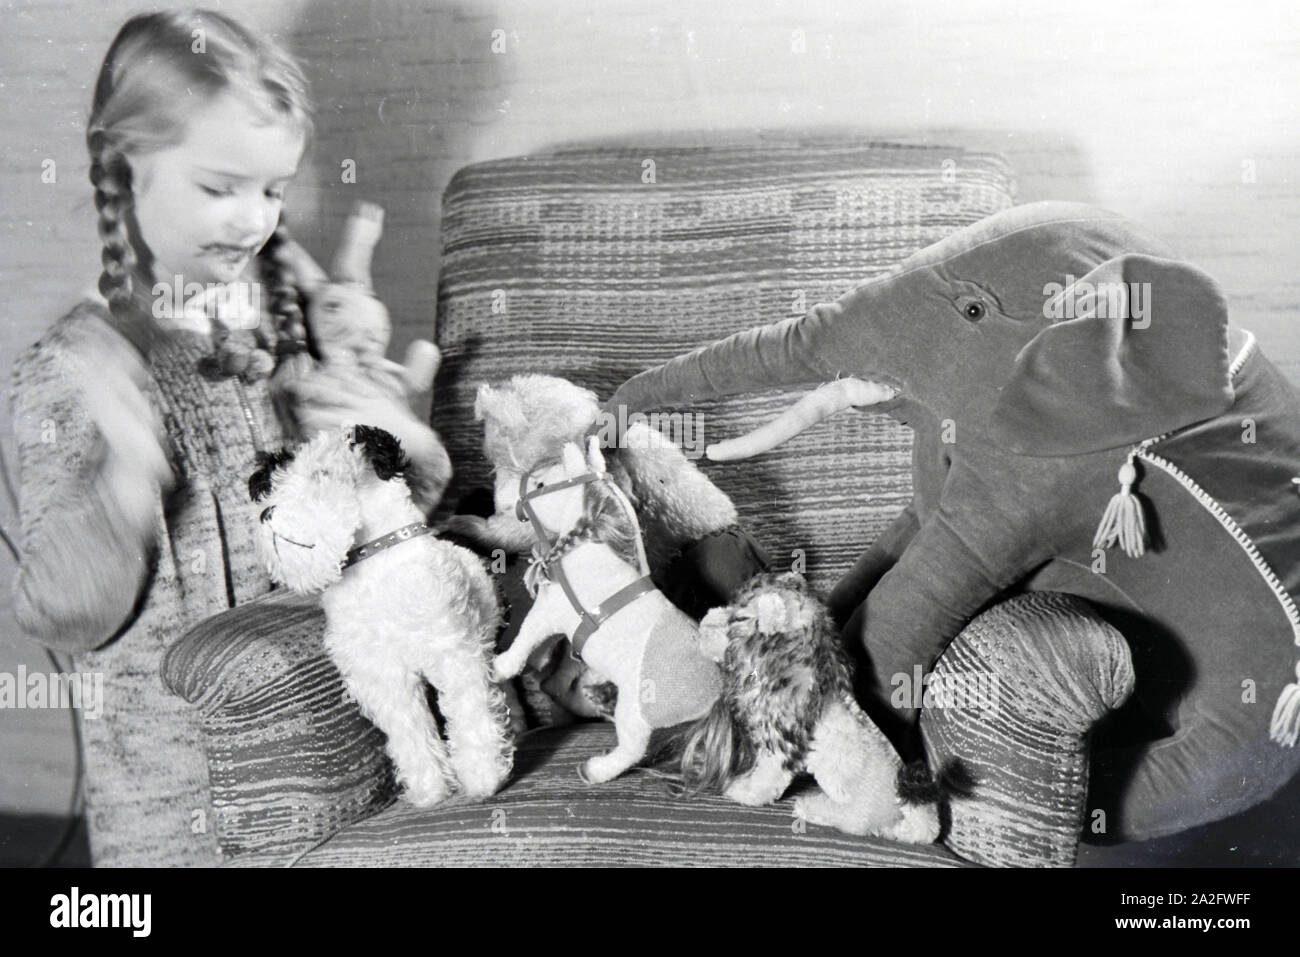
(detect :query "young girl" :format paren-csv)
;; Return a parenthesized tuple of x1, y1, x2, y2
(10, 9, 449, 866)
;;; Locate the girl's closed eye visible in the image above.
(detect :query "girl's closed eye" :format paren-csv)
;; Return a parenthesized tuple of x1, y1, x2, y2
(198, 181, 289, 201)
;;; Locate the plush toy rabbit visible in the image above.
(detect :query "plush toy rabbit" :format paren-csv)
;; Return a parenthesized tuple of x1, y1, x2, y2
(273, 202, 441, 409)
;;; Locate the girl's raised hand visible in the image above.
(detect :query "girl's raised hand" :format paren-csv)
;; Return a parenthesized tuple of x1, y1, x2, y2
(71, 322, 176, 537)
(283, 364, 451, 506)
(285, 364, 422, 440)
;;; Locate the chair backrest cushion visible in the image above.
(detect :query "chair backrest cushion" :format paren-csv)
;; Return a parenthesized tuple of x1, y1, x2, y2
(432, 139, 1015, 593)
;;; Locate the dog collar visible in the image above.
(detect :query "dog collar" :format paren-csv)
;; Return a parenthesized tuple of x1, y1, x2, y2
(343, 522, 434, 569)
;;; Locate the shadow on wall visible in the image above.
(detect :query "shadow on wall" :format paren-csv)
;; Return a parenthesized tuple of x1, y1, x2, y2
(285, 0, 507, 352)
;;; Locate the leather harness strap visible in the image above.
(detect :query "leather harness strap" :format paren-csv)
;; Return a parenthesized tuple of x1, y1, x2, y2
(566, 575, 657, 659)
(516, 464, 653, 661)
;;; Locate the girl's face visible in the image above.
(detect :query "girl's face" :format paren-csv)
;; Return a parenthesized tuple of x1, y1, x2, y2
(130, 91, 306, 288)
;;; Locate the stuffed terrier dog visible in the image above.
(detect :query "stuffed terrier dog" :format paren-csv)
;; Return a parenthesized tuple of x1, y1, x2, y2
(682, 572, 940, 844)
(250, 424, 513, 806)
(492, 437, 722, 784)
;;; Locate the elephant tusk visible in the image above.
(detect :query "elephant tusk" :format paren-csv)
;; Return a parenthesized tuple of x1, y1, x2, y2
(706, 378, 898, 461)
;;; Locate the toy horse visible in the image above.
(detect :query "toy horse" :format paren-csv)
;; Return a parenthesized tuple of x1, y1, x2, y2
(490, 437, 721, 783)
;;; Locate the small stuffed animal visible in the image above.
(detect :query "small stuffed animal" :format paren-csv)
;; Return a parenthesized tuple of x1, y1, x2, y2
(453, 374, 768, 725)
(460, 373, 770, 613)
(491, 437, 722, 783)
(534, 640, 618, 720)
(682, 571, 940, 843)
(273, 202, 441, 406)
(249, 424, 514, 806)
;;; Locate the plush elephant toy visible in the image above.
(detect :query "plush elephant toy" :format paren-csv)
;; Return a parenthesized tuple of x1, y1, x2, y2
(607, 201, 1300, 843)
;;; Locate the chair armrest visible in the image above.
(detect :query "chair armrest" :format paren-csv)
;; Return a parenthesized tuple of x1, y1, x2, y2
(921, 592, 1135, 867)
(164, 589, 326, 706)
(162, 589, 396, 861)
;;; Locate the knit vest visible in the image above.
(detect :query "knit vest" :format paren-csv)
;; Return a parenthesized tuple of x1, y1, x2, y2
(12, 299, 288, 866)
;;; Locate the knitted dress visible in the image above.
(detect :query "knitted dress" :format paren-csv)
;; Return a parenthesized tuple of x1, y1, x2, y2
(11, 297, 288, 867)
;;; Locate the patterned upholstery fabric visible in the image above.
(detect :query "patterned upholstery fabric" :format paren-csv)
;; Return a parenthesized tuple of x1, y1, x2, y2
(920, 593, 1136, 867)
(238, 723, 972, 867)
(174, 589, 1126, 868)
(161, 589, 397, 860)
(432, 140, 1015, 594)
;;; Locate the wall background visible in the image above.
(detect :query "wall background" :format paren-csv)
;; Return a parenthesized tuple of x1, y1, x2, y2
(2, 0, 1297, 812)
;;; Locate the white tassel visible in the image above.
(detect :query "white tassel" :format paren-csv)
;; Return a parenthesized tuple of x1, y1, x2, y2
(1270, 661, 1300, 747)
(1094, 455, 1148, 559)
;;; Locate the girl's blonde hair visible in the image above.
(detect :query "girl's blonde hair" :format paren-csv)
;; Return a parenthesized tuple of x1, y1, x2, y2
(87, 9, 314, 372)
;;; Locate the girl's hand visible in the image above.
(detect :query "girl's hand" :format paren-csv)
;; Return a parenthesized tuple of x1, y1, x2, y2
(285, 365, 451, 506)
(285, 365, 421, 441)
(72, 323, 176, 538)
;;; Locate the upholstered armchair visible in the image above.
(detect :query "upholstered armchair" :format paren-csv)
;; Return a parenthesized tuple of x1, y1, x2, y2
(149, 139, 1135, 867)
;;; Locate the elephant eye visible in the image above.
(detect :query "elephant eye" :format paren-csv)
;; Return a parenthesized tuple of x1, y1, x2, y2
(960, 299, 987, 322)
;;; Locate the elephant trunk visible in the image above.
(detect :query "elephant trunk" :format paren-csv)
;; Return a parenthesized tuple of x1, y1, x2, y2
(608, 306, 843, 414)
(608, 298, 898, 456)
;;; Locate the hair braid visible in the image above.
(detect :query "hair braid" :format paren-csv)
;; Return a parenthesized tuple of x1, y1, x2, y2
(260, 221, 317, 430)
(200, 222, 312, 383)
(259, 222, 313, 363)
(88, 134, 156, 357)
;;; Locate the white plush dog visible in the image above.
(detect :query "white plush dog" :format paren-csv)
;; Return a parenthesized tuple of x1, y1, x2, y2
(250, 424, 513, 806)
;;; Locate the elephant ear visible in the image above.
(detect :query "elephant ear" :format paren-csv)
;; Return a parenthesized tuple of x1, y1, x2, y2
(990, 254, 1233, 456)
